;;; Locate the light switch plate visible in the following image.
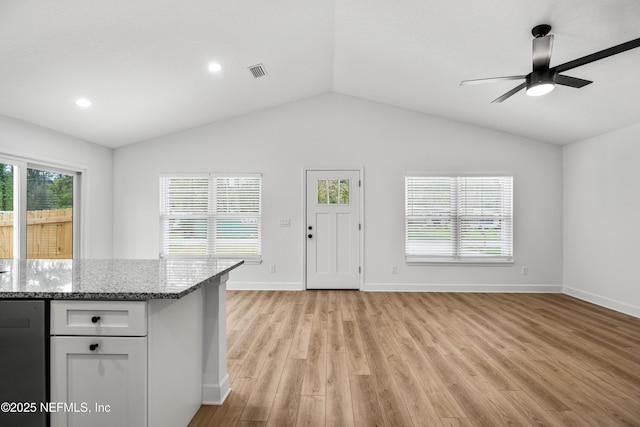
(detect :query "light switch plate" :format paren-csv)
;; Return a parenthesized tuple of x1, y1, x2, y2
(279, 219, 291, 227)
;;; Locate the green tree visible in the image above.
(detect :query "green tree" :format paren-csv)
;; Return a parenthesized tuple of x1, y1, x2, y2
(49, 175, 73, 208)
(0, 166, 73, 212)
(27, 169, 51, 210)
(0, 164, 13, 212)
(27, 169, 73, 210)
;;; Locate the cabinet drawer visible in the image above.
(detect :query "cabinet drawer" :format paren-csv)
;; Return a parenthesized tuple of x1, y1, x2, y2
(51, 301, 147, 336)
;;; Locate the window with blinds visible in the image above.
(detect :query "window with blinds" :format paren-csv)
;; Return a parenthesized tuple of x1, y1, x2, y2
(160, 174, 261, 261)
(405, 175, 513, 263)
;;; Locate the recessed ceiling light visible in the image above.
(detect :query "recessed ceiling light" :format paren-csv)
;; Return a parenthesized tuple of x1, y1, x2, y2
(208, 63, 222, 73)
(75, 98, 92, 107)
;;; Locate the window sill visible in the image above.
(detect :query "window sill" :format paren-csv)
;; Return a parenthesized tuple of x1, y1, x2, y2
(160, 255, 262, 265)
(406, 257, 513, 266)
(214, 256, 261, 265)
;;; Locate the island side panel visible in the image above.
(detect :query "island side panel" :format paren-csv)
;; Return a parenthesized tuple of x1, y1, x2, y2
(147, 287, 204, 427)
(202, 273, 231, 404)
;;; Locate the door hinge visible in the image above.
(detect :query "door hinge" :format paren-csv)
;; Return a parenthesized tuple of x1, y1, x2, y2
(359, 180, 361, 187)
(359, 266, 361, 274)
(359, 223, 361, 231)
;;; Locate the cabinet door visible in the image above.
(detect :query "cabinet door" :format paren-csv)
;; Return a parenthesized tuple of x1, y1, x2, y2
(50, 336, 147, 427)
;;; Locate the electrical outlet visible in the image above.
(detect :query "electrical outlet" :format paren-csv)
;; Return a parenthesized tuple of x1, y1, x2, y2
(522, 266, 529, 276)
(391, 265, 397, 274)
(270, 264, 276, 273)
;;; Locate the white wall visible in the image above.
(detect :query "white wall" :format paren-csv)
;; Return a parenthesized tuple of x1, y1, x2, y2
(563, 123, 640, 317)
(0, 114, 114, 258)
(113, 93, 563, 290)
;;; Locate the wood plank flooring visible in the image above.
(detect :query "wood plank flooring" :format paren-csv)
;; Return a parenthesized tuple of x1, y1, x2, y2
(188, 291, 640, 427)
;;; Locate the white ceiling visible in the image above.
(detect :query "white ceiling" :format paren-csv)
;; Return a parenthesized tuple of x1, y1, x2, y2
(1, 0, 639, 148)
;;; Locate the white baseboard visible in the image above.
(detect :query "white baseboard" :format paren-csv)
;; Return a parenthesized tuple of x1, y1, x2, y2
(202, 374, 231, 405)
(563, 286, 640, 319)
(362, 283, 563, 293)
(227, 281, 304, 291)
(226, 281, 562, 293)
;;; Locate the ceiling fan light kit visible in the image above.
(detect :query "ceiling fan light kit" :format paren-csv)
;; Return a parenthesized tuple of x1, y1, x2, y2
(461, 24, 640, 102)
(525, 70, 555, 96)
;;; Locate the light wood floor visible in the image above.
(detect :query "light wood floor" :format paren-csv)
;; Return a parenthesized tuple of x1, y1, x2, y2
(188, 291, 640, 426)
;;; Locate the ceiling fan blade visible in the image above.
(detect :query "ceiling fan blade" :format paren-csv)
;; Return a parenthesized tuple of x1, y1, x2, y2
(491, 82, 526, 103)
(533, 35, 554, 71)
(553, 36, 640, 73)
(460, 76, 526, 86)
(555, 74, 593, 88)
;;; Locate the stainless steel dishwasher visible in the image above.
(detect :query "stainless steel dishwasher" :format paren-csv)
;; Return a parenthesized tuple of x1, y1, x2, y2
(0, 300, 49, 427)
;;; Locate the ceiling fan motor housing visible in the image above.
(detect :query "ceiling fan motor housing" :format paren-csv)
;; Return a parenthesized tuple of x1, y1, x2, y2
(527, 70, 555, 86)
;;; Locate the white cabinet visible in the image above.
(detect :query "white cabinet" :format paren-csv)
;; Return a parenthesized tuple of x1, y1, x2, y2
(50, 301, 147, 427)
(50, 336, 147, 427)
(47, 279, 231, 427)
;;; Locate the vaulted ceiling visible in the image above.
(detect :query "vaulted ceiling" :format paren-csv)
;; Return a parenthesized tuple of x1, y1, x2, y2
(1, 0, 639, 148)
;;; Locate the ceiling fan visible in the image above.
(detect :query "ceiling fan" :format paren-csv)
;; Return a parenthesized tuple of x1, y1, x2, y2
(460, 24, 640, 103)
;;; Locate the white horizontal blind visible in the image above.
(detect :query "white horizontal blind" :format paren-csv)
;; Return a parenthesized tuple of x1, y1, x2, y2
(406, 176, 457, 258)
(160, 175, 210, 256)
(405, 175, 513, 263)
(213, 175, 261, 260)
(160, 174, 262, 260)
(458, 176, 512, 259)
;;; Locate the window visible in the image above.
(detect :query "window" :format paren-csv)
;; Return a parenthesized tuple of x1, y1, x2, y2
(0, 156, 80, 259)
(405, 175, 513, 263)
(317, 179, 350, 204)
(160, 174, 262, 262)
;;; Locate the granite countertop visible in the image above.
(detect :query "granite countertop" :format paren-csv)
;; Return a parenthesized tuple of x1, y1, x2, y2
(0, 258, 243, 300)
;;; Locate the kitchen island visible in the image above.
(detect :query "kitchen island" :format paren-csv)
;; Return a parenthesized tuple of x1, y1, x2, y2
(0, 258, 243, 427)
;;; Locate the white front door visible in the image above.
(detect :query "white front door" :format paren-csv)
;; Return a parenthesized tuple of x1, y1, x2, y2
(306, 170, 361, 289)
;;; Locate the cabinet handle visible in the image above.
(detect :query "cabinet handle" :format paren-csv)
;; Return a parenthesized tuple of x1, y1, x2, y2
(89, 343, 99, 351)
(91, 316, 101, 323)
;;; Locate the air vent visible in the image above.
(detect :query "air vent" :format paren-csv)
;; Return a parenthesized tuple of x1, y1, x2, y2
(248, 64, 267, 78)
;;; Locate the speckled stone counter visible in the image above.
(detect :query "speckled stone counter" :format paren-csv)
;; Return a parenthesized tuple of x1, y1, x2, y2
(0, 258, 243, 300)
(0, 258, 242, 427)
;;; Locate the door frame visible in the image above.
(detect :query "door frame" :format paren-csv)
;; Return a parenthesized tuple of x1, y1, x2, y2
(302, 167, 365, 290)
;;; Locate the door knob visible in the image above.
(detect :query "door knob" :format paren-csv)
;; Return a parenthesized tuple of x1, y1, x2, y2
(308, 226, 313, 230)
(308, 234, 313, 239)
(91, 316, 101, 323)
(89, 343, 99, 351)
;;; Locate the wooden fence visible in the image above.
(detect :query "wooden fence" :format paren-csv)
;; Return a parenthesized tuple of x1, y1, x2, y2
(0, 208, 73, 258)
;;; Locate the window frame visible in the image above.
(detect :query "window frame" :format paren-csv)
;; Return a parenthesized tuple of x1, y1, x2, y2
(405, 173, 513, 264)
(159, 173, 262, 263)
(0, 154, 83, 259)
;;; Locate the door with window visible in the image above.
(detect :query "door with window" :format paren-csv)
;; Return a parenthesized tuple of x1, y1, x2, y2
(306, 170, 361, 289)
(0, 159, 78, 259)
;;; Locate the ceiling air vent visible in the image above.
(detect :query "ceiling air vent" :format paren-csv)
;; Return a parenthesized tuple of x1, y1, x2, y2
(248, 63, 267, 78)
